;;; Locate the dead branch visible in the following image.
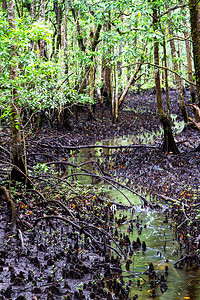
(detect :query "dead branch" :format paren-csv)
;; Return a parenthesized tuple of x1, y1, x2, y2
(60, 144, 157, 150)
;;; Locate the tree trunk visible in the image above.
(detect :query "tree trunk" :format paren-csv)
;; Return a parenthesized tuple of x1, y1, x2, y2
(7, 0, 27, 182)
(40, 0, 45, 58)
(89, 24, 101, 102)
(101, 12, 113, 110)
(162, 33, 171, 118)
(64, 8, 69, 76)
(166, 3, 188, 124)
(114, 60, 119, 122)
(2, 0, 7, 11)
(118, 63, 142, 107)
(183, 29, 196, 103)
(30, 0, 36, 19)
(153, 3, 179, 154)
(54, 0, 62, 53)
(188, 0, 200, 121)
(102, 60, 113, 108)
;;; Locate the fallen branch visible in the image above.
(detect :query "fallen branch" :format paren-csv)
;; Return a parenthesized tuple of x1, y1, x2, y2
(189, 103, 200, 123)
(60, 144, 157, 150)
(104, 176, 151, 207)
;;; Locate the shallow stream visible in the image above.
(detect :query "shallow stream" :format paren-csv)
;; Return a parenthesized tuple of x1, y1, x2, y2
(68, 121, 200, 300)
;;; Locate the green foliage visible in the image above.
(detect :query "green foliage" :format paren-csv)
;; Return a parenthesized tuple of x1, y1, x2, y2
(0, 0, 192, 123)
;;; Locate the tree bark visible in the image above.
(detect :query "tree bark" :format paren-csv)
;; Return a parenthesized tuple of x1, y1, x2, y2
(64, 8, 69, 76)
(39, 0, 45, 58)
(7, 0, 27, 182)
(181, 1, 196, 104)
(54, 0, 63, 53)
(188, 0, 200, 120)
(153, 3, 179, 154)
(2, 0, 7, 11)
(101, 13, 113, 110)
(118, 63, 142, 107)
(166, 3, 188, 123)
(114, 60, 119, 122)
(162, 33, 171, 118)
(30, 0, 36, 19)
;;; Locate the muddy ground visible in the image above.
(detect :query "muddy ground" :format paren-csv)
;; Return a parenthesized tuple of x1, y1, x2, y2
(0, 89, 200, 300)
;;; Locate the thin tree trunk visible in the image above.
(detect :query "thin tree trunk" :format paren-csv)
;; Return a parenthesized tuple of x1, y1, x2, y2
(40, 0, 45, 58)
(89, 64, 95, 101)
(118, 63, 142, 107)
(30, 0, 36, 19)
(183, 30, 196, 103)
(89, 24, 101, 101)
(7, 0, 27, 181)
(114, 61, 119, 122)
(163, 33, 171, 118)
(64, 8, 69, 76)
(153, 3, 179, 154)
(188, 0, 200, 123)
(2, 0, 7, 11)
(54, 0, 62, 53)
(100, 11, 113, 112)
(68, 0, 85, 52)
(166, 3, 188, 123)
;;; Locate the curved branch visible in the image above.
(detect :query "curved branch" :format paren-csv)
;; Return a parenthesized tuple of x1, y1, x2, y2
(63, 172, 135, 207)
(38, 199, 74, 218)
(32, 215, 124, 257)
(79, 221, 126, 258)
(124, 62, 195, 86)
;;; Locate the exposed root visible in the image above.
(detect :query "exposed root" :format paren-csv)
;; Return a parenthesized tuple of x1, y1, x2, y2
(174, 254, 200, 270)
(0, 186, 16, 228)
(33, 215, 125, 258)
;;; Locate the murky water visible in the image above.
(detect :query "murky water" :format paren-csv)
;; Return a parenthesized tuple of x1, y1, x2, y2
(68, 120, 200, 300)
(109, 198, 200, 300)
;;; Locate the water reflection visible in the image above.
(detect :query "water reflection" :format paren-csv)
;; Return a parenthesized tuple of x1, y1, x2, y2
(66, 116, 197, 299)
(112, 207, 200, 300)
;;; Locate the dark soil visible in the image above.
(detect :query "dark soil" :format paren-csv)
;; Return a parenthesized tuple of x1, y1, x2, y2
(0, 89, 200, 299)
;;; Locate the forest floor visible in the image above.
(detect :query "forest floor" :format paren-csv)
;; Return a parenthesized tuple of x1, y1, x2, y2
(0, 88, 200, 300)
